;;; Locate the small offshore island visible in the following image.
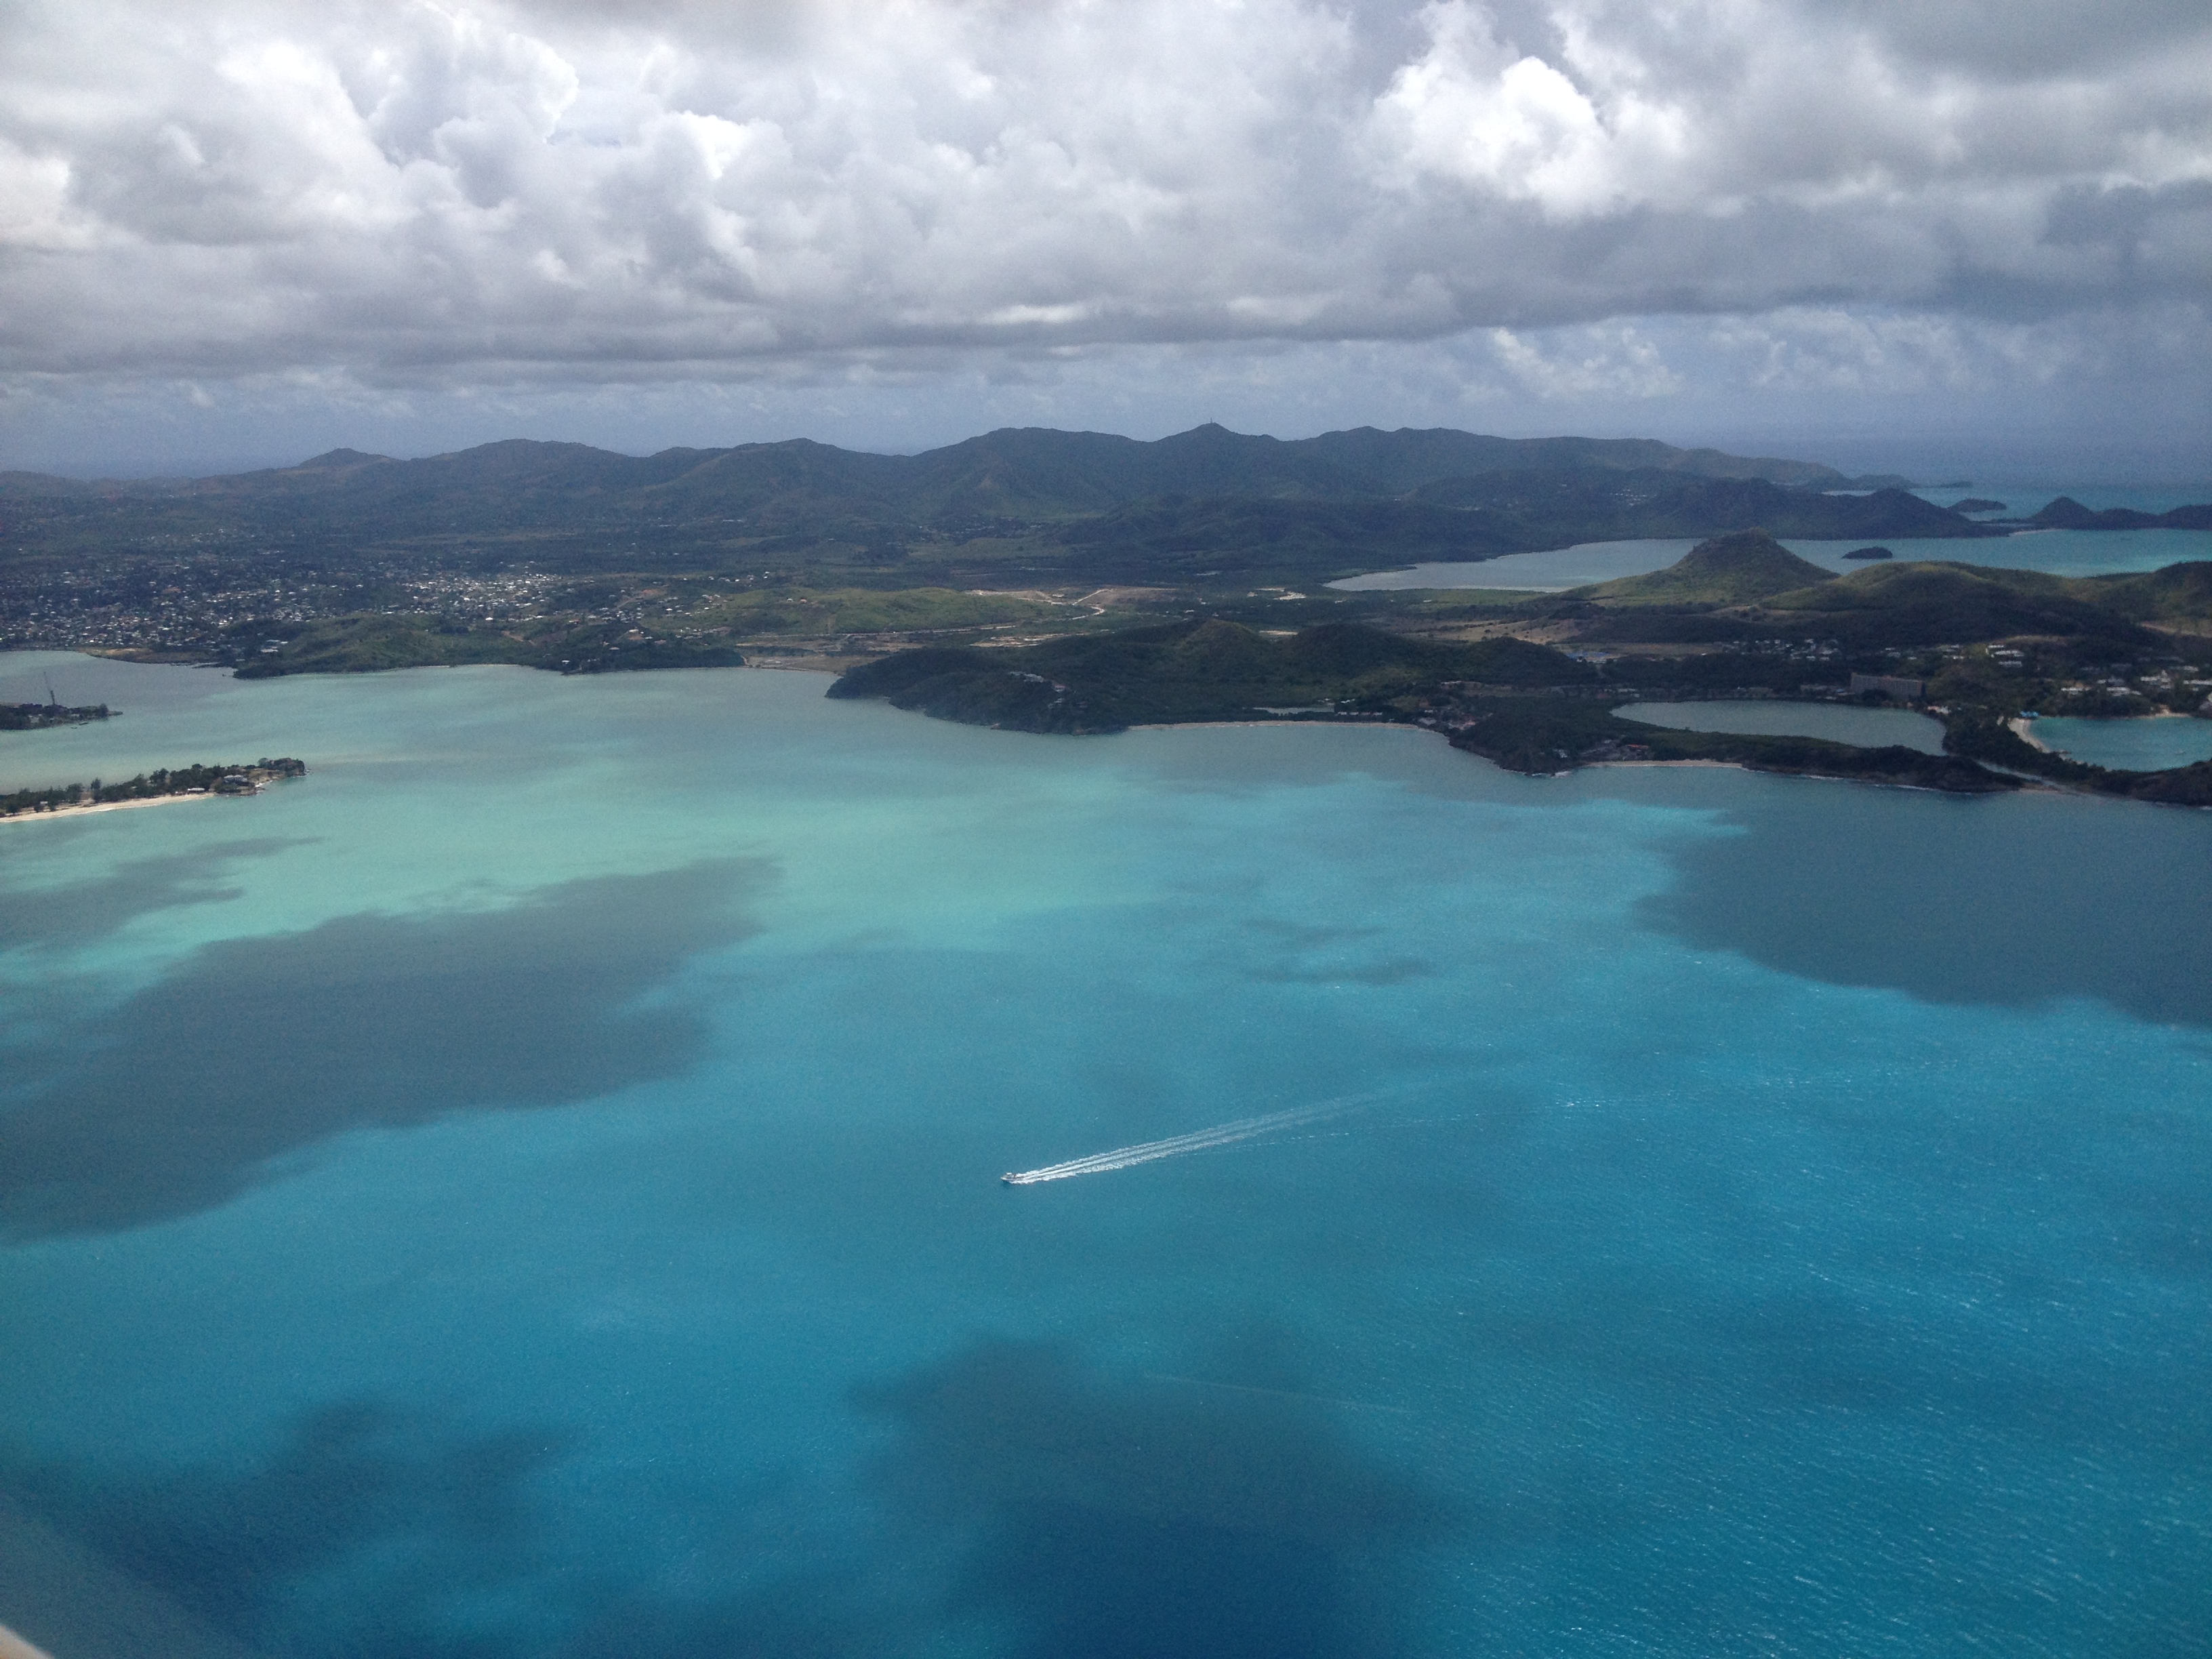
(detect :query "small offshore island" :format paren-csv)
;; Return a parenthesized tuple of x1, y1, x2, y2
(0, 691, 308, 821)
(1, 758, 306, 821)
(3, 698, 112, 731)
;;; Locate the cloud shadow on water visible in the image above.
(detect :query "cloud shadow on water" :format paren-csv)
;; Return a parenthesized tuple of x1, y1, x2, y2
(0, 860, 767, 1240)
(0, 837, 310, 949)
(851, 1338, 1453, 1659)
(1637, 786, 2212, 1027)
(3, 1338, 1453, 1659)
(1, 1403, 571, 1659)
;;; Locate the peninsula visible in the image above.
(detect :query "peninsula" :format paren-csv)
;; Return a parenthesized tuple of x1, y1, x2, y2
(2, 760, 307, 822)
(827, 531, 2212, 805)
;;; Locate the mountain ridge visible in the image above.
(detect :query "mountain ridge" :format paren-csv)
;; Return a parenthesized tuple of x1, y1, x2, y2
(1, 423, 1986, 578)
(5, 424, 1885, 513)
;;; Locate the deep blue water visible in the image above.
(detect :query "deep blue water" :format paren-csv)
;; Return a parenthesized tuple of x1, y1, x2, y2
(2, 655, 2209, 1658)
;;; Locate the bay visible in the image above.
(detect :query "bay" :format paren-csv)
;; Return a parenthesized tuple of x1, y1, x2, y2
(1329, 479, 2212, 592)
(1328, 525, 2212, 592)
(2, 655, 2209, 1658)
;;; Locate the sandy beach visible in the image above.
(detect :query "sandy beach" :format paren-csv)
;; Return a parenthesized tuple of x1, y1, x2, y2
(1591, 757, 1742, 769)
(1127, 718, 1364, 730)
(1, 791, 220, 826)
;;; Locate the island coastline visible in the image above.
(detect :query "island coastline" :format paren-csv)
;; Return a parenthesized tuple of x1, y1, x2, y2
(1, 760, 308, 823)
(0, 792, 218, 825)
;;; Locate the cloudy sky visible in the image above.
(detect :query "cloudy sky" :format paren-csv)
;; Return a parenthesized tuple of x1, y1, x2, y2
(3, 0, 2208, 476)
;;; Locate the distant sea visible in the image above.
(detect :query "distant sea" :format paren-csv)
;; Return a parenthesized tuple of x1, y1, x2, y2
(1332, 477, 2212, 591)
(3, 655, 2209, 1658)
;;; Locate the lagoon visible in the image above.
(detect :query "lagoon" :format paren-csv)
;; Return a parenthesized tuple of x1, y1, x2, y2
(1329, 525, 2212, 592)
(1615, 699, 1950, 754)
(2, 654, 2209, 1658)
(2032, 713, 2212, 773)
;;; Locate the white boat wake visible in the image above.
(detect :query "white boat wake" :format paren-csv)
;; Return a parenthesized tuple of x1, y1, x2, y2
(1000, 1094, 1375, 1185)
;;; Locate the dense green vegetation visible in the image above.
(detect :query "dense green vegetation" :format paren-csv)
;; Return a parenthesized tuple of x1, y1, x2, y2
(1752, 562, 2165, 649)
(1443, 697, 2015, 792)
(226, 613, 748, 678)
(0, 424, 1905, 548)
(1051, 497, 1532, 580)
(830, 530, 2212, 803)
(697, 586, 1059, 635)
(2, 759, 306, 818)
(228, 617, 544, 677)
(1408, 471, 1989, 544)
(1, 700, 110, 731)
(9, 426, 2202, 688)
(214, 584, 1069, 677)
(1530, 537, 2207, 655)
(1943, 714, 2212, 806)
(827, 617, 2022, 792)
(1573, 531, 1836, 605)
(0, 425, 1986, 599)
(2076, 560, 2212, 625)
(827, 619, 1589, 733)
(1039, 473, 1995, 583)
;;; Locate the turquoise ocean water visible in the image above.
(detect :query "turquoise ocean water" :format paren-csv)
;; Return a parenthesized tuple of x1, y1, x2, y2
(3, 655, 2210, 1657)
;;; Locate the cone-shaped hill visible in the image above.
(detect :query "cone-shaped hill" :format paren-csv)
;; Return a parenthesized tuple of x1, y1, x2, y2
(1568, 530, 1836, 606)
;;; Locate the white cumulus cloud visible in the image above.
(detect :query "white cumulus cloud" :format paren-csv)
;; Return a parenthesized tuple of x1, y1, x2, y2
(0, 0, 2205, 466)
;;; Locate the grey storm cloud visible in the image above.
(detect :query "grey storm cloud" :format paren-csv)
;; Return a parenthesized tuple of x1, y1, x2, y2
(2, 0, 2208, 388)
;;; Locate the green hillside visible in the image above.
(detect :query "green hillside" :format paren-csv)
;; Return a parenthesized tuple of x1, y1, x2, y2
(0, 426, 1979, 577)
(1052, 495, 1534, 579)
(827, 619, 1593, 733)
(1415, 475, 1984, 544)
(1572, 531, 1837, 605)
(1758, 562, 2161, 647)
(2077, 561, 2212, 625)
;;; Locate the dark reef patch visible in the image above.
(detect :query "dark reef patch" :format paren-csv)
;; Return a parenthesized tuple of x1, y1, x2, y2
(0, 860, 766, 1239)
(855, 1338, 1450, 1659)
(1, 1337, 1448, 1659)
(0, 838, 307, 949)
(2, 1404, 570, 1659)
(1639, 785, 2212, 1027)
